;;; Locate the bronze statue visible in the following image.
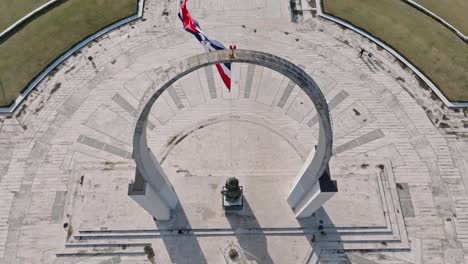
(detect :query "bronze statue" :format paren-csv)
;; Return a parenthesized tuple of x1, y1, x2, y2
(221, 177, 242, 202)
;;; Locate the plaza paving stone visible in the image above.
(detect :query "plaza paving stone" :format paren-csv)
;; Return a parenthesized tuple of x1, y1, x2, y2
(0, 0, 468, 263)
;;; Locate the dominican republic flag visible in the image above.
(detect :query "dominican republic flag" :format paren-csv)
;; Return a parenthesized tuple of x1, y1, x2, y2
(178, 0, 231, 91)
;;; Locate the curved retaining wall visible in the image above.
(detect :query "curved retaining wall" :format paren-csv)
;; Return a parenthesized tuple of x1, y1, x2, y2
(317, 0, 468, 108)
(0, 0, 145, 114)
(318, 13, 468, 108)
(133, 50, 333, 216)
(403, 0, 467, 42)
(0, 0, 60, 39)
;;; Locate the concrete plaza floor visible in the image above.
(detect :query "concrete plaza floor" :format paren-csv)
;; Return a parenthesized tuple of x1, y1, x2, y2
(1, 0, 468, 263)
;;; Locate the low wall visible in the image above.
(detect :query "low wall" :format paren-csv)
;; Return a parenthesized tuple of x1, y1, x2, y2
(0, 0, 146, 114)
(403, 0, 467, 43)
(317, 1, 468, 108)
(0, 0, 60, 40)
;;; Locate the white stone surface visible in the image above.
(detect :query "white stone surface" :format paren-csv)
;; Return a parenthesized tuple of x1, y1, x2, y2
(0, 0, 467, 262)
(129, 180, 171, 221)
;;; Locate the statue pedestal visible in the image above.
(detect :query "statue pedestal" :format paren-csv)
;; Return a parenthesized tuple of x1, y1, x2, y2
(222, 186, 243, 210)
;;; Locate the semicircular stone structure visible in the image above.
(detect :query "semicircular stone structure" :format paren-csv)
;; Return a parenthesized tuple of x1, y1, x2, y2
(131, 49, 336, 220)
(3, 3, 468, 260)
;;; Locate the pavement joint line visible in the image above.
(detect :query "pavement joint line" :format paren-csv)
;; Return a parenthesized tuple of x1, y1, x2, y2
(2, 142, 52, 261)
(244, 64, 256, 99)
(277, 65, 305, 108)
(83, 108, 132, 147)
(51, 191, 66, 223)
(333, 128, 385, 155)
(250, 65, 264, 101)
(111, 93, 156, 130)
(308, 90, 350, 127)
(204, 66, 218, 99)
(76, 135, 131, 159)
(167, 86, 185, 109)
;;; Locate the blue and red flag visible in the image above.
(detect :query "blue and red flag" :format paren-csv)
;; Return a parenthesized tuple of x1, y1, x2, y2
(178, 0, 231, 91)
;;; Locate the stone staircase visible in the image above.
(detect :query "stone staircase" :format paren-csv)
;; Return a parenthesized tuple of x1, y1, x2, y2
(316, 160, 410, 252)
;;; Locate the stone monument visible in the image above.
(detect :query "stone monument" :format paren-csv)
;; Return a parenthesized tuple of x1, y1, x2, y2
(129, 50, 337, 220)
(221, 177, 243, 210)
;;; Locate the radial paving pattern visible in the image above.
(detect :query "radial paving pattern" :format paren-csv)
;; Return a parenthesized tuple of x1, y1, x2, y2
(0, 0, 468, 263)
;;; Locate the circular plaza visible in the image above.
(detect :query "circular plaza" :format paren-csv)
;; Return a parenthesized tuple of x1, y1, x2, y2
(0, 0, 467, 263)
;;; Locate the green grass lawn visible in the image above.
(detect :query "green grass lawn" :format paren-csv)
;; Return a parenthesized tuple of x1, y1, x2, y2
(0, 0, 138, 106)
(0, 0, 51, 32)
(323, 0, 468, 102)
(415, 0, 468, 35)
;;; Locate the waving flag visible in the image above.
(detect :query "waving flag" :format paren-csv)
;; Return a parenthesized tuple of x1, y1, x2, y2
(178, 0, 231, 91)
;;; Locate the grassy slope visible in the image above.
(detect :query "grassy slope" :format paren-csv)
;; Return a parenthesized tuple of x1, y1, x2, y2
(323, 0, 468, 102)
(0, 0, 137, 106)
(415, 0, 468, 35)
(0, 0, 50, 32)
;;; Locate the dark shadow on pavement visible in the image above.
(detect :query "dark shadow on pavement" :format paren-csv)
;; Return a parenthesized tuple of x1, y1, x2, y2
(154, 204, 208, 264)
(297, 207, 349, 263)
(225, 196, 275, 264)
